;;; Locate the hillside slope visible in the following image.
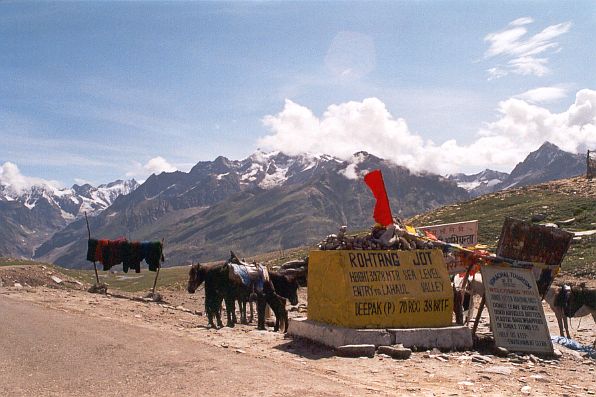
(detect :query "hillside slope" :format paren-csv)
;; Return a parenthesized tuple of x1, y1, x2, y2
(408, 176, 596, 276)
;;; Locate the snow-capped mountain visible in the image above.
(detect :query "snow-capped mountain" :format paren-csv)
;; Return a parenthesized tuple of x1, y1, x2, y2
(0, 178, 138, 259)
(0, 179, 139, 220)
(448, 169, 509, 197)
(35, 150, 469, 268)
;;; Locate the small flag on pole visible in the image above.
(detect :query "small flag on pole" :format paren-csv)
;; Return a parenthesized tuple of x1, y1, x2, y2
(363, 169, 393, 226)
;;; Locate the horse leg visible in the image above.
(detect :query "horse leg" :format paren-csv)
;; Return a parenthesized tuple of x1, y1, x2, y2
(266, 293, 287, 332)
(256, 295, 267, 330)
(563, 315, 571, 339)
(225, 295, 236, 328)
(249, 301, 254, 323)
(554, 307, 565, 337)
(204, 294, 216, 328)
(214, 295, 224, 328)
(239, 299, 248, 324)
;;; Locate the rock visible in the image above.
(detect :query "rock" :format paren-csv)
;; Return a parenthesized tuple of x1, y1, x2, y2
(530, 375, 548, 383)
(531, 214, 547, 222)
(521, 386, 531, 394)
(235, 349, 246, 354)
(14, 283, 23, 289)
(472, 355, 492, 364)
(482, 366, 513, 376)
(377, 345, 412, 360)
(493, 346, 509, 357)
(336, 344, 376, 358)
(50, 276, 63, 284)
(457, 381, 474, 386)
(555, 217, 575, 226)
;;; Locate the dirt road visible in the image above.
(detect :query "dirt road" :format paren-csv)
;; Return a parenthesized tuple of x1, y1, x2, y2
(0, 294, 370, 397)
(0, 269, 594, 397)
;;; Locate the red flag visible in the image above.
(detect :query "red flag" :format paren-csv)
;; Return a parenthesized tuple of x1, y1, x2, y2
(363, 169, 393, 226)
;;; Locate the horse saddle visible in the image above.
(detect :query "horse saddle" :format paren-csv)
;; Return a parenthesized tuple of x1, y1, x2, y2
(228, 261, 269, 292)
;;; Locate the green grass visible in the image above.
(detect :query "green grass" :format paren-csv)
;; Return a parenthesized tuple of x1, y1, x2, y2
(60, 266, 191, 293)
(0, 259, 54, 267)
(407, 188, 596, 274)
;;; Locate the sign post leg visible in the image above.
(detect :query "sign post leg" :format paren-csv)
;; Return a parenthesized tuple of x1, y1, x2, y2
(472, 295, 485, 337)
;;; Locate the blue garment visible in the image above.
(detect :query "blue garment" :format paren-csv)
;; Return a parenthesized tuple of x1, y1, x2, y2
(551, 335, 596, 358)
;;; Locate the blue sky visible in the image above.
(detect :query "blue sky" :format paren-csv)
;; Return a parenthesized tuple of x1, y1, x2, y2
(1, 1, 595, 188)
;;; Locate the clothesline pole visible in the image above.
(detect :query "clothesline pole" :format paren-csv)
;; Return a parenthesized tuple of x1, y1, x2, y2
(150, 238, 164, 296)
(84, 212, 100, 286)
(151, 266, 161, 296)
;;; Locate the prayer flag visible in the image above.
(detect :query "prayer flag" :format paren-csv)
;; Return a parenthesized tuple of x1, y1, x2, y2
(363, 169, 393, 226)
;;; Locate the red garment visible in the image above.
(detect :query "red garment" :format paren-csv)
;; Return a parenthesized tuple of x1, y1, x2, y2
(95, 240, 109, 263)
(364, 169, 393, 226)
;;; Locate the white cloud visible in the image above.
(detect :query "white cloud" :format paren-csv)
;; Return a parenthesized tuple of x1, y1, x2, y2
(258, 90, 596, 175)
(338, 152, 368, 180)
(484, 18, 571, 79)
(514, 86, 568, 104)
(126, 156, 177, 180)
(0, 162, 62, 194)
(144, 156, 177, 174)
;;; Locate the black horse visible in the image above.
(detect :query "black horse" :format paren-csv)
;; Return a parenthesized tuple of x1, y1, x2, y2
(237, 271, 299, 324)
(187, 254, 288, 332)
(187, 262, 236, 328)
(269, 271, 299, 306)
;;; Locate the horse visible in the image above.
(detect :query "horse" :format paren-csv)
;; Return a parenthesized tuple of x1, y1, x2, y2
(269, 271, 299, 306)
(226, 252, 288, 332)
(235, 270, 298, 326)
(187, 262, 236, 329)
(545, 284, 596, 347)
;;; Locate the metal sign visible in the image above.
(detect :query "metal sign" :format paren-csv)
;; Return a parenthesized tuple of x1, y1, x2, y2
(496, 217, 573, 295)
(418, 220, 479, 275)
(419, 220, 478, 246)
(482, 265, 553, 354)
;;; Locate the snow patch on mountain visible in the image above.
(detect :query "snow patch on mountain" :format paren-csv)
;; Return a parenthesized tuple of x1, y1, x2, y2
(0, 178, 139, 220)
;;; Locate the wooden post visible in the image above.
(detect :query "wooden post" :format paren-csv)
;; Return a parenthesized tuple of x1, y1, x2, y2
(472, 295, 485, 337)
(458, 263, 474, 325)
(84, 212, 100, 286)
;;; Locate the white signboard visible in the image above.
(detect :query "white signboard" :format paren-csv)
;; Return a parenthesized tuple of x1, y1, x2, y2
(419, 220, 478, 246)
(481, 265, 553, 354)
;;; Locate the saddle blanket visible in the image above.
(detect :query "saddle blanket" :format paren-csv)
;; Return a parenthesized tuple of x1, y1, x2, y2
(229, 262, 269, 291)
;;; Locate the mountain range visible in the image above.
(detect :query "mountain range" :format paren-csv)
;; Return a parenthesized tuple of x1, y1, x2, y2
(0, 141, 587, 267)
(448, 142, 586, 197)
(32, 151, 468, 267)
(0, 180, 138, 258)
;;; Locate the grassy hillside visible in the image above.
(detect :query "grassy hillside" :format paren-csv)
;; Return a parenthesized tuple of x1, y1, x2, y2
(408, 176, 595, 276)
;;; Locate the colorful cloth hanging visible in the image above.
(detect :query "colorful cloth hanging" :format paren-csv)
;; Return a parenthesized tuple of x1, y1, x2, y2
(86, 238, 164, 272)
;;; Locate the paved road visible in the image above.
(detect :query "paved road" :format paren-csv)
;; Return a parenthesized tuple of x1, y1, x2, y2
(0, 295, 364, 397)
